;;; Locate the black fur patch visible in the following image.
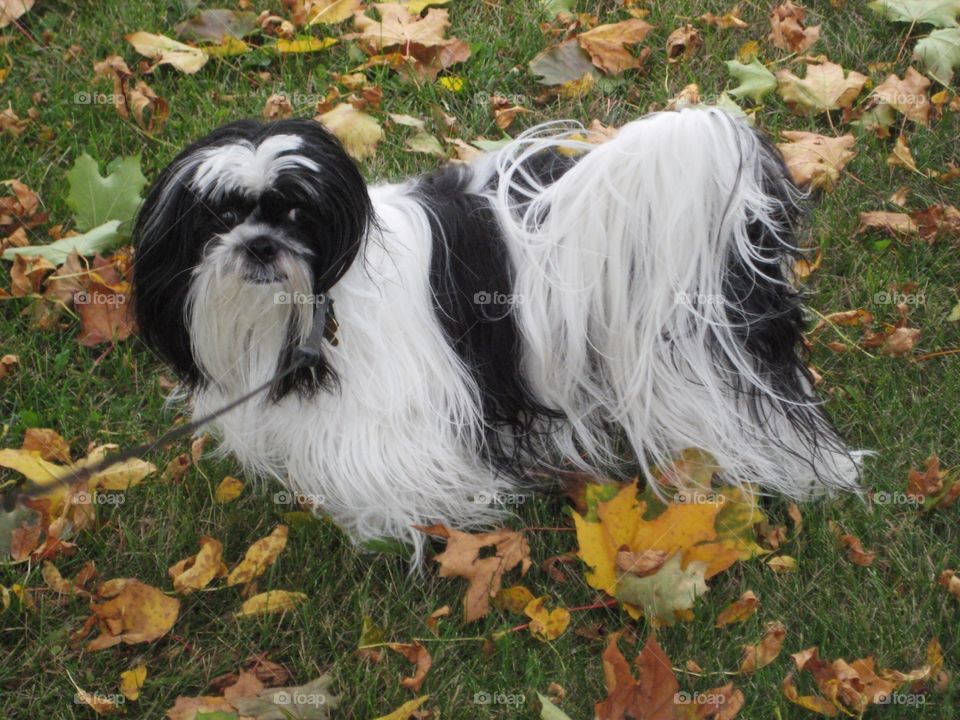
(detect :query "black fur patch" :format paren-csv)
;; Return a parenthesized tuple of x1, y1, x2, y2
(415, 153, 574, 465)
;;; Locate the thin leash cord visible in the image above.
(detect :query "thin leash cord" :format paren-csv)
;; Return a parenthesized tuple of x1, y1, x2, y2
(3, 298, 335, 509)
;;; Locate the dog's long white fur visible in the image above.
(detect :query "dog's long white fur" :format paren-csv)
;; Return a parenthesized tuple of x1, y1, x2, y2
(189, 108, 860, 560)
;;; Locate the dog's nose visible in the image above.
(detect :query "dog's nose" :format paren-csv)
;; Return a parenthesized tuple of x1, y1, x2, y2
(245, 236, 278, 263)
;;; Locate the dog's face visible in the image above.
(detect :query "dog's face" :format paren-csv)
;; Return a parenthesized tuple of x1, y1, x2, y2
(132, 119, 371, 393)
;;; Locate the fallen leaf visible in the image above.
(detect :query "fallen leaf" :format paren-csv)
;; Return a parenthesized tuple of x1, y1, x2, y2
(126, 32, 208, 73)
(275, 36, 338, 53)
(234, 589, 308, 617)
(666, 25, 702, 63)
(868, 0, 960, 27)
(120, 665, 147, 701)
(739, 621, 787, 673)
(0, 0, 34, 29)
(307, 0, 363, 25)
(577, 19, 653, 75)
(425, 605, 449, 633)
(529, 39, 597, 85)
(387, 642, 432, 692)
(215, 476, 244, 503)
(715, 590, 759, 627)
(86, 579, 180, 651)
(887, 134, 920, 172)
(726, 58, 777, 102)
(701, 7, 749, 30)
(493, 585, 537, 614)
(776, 61, 867, 114)
(769, 1, 821, 52)
(838, 533, 876, 566)
(880, 326, 921, 356)
(374, 695, 430, 720)
(767, 555, 797, 572)
(227, 524, 288, 586)
(169, 536, 225, 594)
(856, 211, 919, 238)
(777, 131, 856, 190)
(871, 67, 931, 124)
(913, 28, 960, 85)
(263, 93, 294, 121)
(0, 354, 18, 379)
(316, 103, 383, 160)
(524, 597, 571, 641)
(175, 9, 258, 41)
(417, 524, 531, 622)
(912, 203, 960, 240)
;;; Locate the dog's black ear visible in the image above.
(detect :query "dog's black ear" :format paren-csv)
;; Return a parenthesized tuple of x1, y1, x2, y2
(132, 121, 260, 385)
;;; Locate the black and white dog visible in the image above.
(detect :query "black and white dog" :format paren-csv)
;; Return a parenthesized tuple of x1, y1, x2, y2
(132, 109, 861, 560)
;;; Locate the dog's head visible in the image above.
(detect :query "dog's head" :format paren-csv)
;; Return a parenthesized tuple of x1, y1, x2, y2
(132, 119, 371, 395)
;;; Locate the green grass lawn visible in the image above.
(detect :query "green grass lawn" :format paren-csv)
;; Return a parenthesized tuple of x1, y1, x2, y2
(2, 0, 959, 718)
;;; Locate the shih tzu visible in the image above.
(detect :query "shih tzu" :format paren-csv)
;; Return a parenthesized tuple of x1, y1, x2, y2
(131, 109, 861, 560)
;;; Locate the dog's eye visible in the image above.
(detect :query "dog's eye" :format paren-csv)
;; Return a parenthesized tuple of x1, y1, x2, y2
(287, 207, 301, 223)
(221, 207, 243, 227)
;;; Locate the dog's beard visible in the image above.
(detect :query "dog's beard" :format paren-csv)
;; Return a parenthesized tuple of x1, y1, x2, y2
(186, 239, 314, 393)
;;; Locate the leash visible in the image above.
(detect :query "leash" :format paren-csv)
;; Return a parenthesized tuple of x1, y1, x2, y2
(2, 296, 338, 510)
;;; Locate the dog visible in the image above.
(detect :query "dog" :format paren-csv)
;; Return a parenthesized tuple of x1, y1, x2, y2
(131, 108, 862, 561)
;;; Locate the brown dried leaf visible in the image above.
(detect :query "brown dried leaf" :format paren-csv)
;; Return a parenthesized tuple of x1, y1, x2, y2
(739, 620, 787, 673)
(769, 1, 820, 53)
(776, 61, 867, 114)
(577, 19, 653, 75)
(776, 131, 856, 190)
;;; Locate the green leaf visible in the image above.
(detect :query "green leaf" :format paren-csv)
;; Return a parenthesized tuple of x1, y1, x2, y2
(195, 712, 239, 720)
(913, 27, 960, 84)
(2, 220, 122, 264)
(538, 693, 575, 720)
(868, 0, 960, 27)
(726, 58, 777, 103)
(65, 153, 147, 234)
(529, 39, 597, 86)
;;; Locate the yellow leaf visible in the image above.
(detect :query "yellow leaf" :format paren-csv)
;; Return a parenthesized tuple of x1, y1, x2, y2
(227, 525, 288, 586)
(739, 620, 786, 673)
(87, 580, 180, 651)
(316, 103, 384, 160)
(203, 37, 250, 57)
(523, 597, 571, 641)
(235, 589, 307, 617)
(405, 0, 449, 11)
(776, 61, 867, 114)
(81, 445, 156, 490)
(119, 665, 147, 701)
(767, 555, 797, 573)
(169, 537, 225, 594)
(125, 31, 208, 73)
(275, 36, 338, 53)
(630, 498, 723, 556)
(214, 475, 244, 503)
(776, 131, 857, 190)
(374, 695, 430, 720)
(572, 510, 619, 596)
(307, 0, 363, 25)
(0, 448, 69, 486)
(577, 19, 653, 75)
(437, 75, 463, 91)
(492, 585, 536, 614)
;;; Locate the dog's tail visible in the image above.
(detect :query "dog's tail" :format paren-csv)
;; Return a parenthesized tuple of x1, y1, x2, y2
(491, 107, 863, 498)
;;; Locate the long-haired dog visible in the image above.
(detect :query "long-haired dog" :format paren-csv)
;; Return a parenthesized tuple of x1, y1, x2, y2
(132, 108, 861, 561)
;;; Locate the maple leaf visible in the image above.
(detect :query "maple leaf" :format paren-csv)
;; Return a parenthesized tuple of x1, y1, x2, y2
(417, 524, 531, 622)
(83, 579, 180, 651)
(769, 1, 821, 52)
(856, 211, 919, 238)
(776, 131, 856, 190)
(913, 28, 960, 84)
(871, 67, 932, 124)
(701, 7, 749, 29)
(666, 25, 702, 63)
(907, 456, 960, 508)
(726, 58, 777, 102)
(776, 61, 867, 114)
(911, 203, 960, 240)
(577, 19, 653, 75)
(316, 103, 383, 160)
(868, 0, 960, 27)
(887, 134, 921, 172)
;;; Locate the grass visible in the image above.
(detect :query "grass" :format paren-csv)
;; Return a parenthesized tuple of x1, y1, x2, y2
(1, 0, 959, 718)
